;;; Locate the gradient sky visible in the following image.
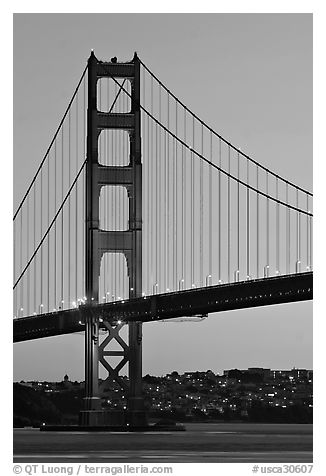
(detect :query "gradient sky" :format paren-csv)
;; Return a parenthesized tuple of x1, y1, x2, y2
(13, 13, 312, 381)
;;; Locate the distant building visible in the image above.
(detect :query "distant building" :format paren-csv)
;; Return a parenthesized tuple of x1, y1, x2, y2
(247, 368, 272, 380)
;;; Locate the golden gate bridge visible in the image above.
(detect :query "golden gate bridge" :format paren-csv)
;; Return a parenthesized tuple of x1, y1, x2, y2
(13, 52, 313, 427)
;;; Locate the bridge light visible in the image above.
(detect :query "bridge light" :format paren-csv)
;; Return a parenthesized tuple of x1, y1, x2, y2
(117, 320, 122, 325)
(130, 287, 134, 291)
(99, 318, 103, 323)
(152, 284, 158, 294)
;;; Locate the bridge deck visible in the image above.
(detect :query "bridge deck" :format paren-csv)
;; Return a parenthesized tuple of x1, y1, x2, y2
(13, 272, 312, 343)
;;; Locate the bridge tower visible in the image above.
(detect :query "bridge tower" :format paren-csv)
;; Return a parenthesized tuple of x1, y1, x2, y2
(80, 51, 146, 427)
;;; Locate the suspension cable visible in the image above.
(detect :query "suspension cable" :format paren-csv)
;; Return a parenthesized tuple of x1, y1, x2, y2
(107, 73, 312, 217)
(13, 160, 87, 290)
(139, 58, 312, 197)
(14, 64, 88, 220)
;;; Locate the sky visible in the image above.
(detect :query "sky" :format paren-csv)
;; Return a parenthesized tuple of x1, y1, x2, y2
(13, 13, 312, 381)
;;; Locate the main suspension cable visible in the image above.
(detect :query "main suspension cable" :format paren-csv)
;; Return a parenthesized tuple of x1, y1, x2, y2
(108, 73, 312, 217)
(14, 64, 88, 220)
(139, 58, 312, 197)
(13, 160, 87, 290)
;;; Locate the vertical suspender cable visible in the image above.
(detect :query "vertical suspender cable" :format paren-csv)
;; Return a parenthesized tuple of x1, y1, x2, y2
(19, 207, 22, 309)
(276, 178, 279, 274)
(218, 139, 221, 282)
(83, 76, 86, 299)
(33, 180, 36, 312)
(191, 116, 195, 287)
(174, 100, 178, 290)
(68, 109, 71, 306)
(146, 72, 150, 293)
(54, 141, 57, 309)
(171, 99, 175, 291)
(296, 187, 301, 272)
(47, 154, 50, 311)
(246, 158, 250, 279)
(14, 226, 16, 314)
(309, 204, 312, 270)
(61, 127, 64, 308)
(142, 66, 146, 295)
(306, 193, 309, 270)
(162, 101, 166, 292)
(209, 131, 212, 283)
(164, 101, 167, 291)
(158, 84, 162, 291)
(27, 194, 30, 315)
(296, 187, 298, 270)
(13, 219, 16, 315)
(200, 123, 203, 287)
(155, 108, 158, 289)
(256, 165, 259, 279)
(41, 164, 43, 310)
(227, 146, 230, 283)
(237, 151, 240, 279)
(266, 171, 269, 276)
(75, 93, 78, 302)
(150, 75, 154, 291)
(167, 94, 170, 290)
(182, 108, 186, 284)
(286, 183, 290, 274)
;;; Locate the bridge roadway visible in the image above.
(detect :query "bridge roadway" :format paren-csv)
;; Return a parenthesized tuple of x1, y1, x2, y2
(13, 272, 312, 342)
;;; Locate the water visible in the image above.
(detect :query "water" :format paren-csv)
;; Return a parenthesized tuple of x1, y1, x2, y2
(14, 422, 312, 463)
